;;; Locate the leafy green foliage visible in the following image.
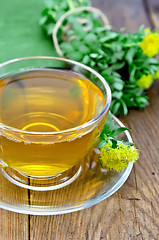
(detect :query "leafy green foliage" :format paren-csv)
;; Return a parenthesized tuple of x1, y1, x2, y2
(58, 20, 158, 115)
(40, 1, 141, 171)
(40, 0, 159, 116)
(97, 112, 139, 172)
(40, 0, 91, 36)
(97, 111, 133, 150)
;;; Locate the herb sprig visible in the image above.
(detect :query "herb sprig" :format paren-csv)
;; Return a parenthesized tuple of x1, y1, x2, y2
(58, 22, 159, 115)
(39, 0, 148, 171)
(97, 112, 139, 172)
(40, 0, 159, 116)
(40, 0, 91, 36)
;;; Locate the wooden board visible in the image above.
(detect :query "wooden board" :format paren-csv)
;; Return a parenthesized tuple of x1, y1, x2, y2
(144, 0, 159, 30)
(29, 0, 159, 240)
(92, 0, 151, 31)
(0, 209, 28, 239)
(0, 175, 29, 239)
(0, 0, 159, 239)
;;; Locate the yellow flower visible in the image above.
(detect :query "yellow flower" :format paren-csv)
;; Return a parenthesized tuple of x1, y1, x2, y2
(154, 70, 159, 79)
(140, 32, 159, 57)
(144, 28, 151, 34)
(136, 74, 153, 89)
(100, 141, 139, 172)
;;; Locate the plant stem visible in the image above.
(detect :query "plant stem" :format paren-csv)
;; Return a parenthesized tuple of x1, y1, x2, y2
(104, 42, 140, 48)
(123, 43, 140, 48)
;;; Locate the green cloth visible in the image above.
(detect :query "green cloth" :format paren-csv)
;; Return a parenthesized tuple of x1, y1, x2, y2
(0, 0, 57, 63)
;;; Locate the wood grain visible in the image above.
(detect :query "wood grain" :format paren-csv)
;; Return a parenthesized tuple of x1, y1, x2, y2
(29, 0, 159, 240)
(0, 0, 159, 240)
(0, 209, 28, 240)
(119, 81, 159, 240)
(0, 161, 29, 239)
(145, 0, 159, 30)
(92, 0, 151, 31)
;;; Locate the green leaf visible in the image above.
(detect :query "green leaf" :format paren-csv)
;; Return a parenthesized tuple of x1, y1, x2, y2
(124, 142, 134, 146)
(100, 32, 118, 43)
(67, 29, 75, 36)
(90, 53, 99, 58)
(100, 111, 119, 137)
(113, 72, 122, 78)
(82, 55, 90, 65)
(139, 25, 145, 34)
(110, 62, 125, 71)
(84, 33, 98, 45)
(71, 20, 86, 38)
(39, 16, 48, 25)
(112, 91, 123, 99)
(113, 82, 124, 91)
(66, 52, 83, 61)
(70, 38, 82, 50)
(136, 96, 149, 108)
(120, 99, 128, 115)
(90, 60, 96, 67)
(129, 65, 137, 82)
(108, 127, 131, 137)
(97, 140, 107, 149)
(96, 26, 112, 33)
(111, 138, 118, 148)
(80, 44, 90, 54)
(111, 51, 125, 62)
(111, 101, 121, 115)
(45, 23, 56, 36)
(60, 42, 75, 53)
(98, 62, 108, 70)
(110, 42, 123, 51)
(125, 47, 136, 64)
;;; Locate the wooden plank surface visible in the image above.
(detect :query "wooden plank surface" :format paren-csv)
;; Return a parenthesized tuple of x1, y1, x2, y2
(29, 0, 159, 240)
(0, 209, 28, 240)
(145, 0, 159, 31)
(0, 0, 159, 240)
(93, 0, 151, 31)
(0, 175, 29, 239)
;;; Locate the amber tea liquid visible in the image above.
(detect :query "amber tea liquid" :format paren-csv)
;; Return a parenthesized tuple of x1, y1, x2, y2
(0, 69, 106, 177)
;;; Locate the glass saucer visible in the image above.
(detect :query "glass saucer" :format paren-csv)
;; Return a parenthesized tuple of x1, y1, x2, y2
(0, 115, 133, 215)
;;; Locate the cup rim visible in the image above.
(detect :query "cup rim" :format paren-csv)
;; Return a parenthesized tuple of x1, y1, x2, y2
(0, 56, 111, 135)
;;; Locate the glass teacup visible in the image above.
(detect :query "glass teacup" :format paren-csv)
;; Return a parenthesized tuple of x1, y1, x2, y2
(0, 56, 111, 190)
